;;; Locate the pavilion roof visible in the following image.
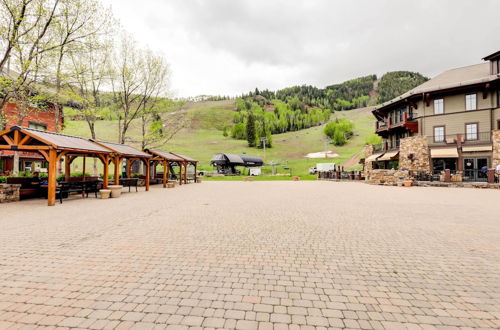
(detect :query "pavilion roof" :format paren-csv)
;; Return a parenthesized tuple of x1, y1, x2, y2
(145, 149, 184, 162)
(170, 152, 198, 163)
(10, 126, 111, 153)
(91, 139, 151, 158)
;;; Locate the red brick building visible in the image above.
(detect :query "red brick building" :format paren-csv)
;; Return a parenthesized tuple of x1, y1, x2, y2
(0, 102, 63, 174)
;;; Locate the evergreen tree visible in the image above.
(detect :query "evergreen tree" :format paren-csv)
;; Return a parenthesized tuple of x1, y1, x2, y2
(246, 112, 256, 147)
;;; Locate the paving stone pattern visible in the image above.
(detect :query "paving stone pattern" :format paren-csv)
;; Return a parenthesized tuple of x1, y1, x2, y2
(0, 182, 499, 330)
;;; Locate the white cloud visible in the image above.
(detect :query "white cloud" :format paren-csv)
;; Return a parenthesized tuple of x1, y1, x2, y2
(103, 0, 500, 97)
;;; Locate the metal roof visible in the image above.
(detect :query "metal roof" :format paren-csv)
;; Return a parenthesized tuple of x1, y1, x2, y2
(14, 126, 111, 153)
(91, 139, 151, 158)
(145, 149, 185, 162)
(210, 153, 263, 167)
(210, 153, 244, 165)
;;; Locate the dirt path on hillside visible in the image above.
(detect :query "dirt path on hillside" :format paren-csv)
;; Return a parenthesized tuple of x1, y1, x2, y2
(341, 150, 363, 169)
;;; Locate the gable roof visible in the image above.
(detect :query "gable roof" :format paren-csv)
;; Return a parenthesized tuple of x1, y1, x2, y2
(91, 140, 151, 158)
(483, 50, 500, 61)
(13, 126, 111, 153)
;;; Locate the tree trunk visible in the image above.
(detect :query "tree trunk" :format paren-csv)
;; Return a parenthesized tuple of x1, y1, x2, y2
(54, 48, 65, 132)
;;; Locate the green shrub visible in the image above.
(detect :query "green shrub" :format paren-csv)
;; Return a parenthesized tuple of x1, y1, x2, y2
(324, 118, 354, 146)
(230, 123, 246, 140)
(365, 133, 383, 145)
(0, 176, 7, 183)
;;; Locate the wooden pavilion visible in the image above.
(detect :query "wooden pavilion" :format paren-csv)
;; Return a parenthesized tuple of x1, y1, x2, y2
(90, 139, 152, 190)
(144, 149, 185, 186)
(0, 126, 113, 206)
(170, 152, 198, 184)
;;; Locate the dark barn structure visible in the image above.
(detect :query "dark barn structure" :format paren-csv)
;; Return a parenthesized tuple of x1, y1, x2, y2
(210, 153, 263, 175)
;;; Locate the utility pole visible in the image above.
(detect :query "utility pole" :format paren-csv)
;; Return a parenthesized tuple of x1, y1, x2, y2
(260, 137, 267, 161)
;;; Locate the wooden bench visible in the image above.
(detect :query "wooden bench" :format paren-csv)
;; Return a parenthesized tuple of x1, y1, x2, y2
(119, 178, 139, 192)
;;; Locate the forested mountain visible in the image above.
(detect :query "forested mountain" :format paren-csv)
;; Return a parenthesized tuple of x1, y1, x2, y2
(242, 71, 428, 111)
(231, 71, 428, 148)
(377, 71, 428, 103)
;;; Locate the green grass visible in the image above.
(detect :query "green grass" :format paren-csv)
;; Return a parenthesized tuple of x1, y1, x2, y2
(63, 101, 375, 177)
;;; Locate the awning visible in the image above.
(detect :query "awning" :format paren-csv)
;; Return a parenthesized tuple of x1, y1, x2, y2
(365, 153, 384, 162)
(378, 151, 399, 161)
(430, 147, 459, 158)
(462, 145, 493, 152)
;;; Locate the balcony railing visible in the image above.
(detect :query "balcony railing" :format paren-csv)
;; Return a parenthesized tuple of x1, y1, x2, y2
(427, 132, 491, 146)
(376, 112, 418, 133)
(373, 140, 400, 152)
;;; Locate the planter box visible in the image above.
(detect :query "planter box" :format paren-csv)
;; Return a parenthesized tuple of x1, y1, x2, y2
(108, 185, 123, 198)
(99, 189, 111, 199)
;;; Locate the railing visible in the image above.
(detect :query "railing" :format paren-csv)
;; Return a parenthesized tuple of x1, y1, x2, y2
(463, 131, 491, 144)
(373, 140, 400, 152)
(376, 112, 416, 131)
(427, 132, 491, 146)
(317, 170, 364, 181)
(373, 143, 384, 152)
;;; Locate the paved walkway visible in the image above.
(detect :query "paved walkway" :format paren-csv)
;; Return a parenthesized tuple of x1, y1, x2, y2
(0, 182, 499, 330)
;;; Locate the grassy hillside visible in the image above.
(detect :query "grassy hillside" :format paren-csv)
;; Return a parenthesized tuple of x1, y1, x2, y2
(63, 100, 374, 179)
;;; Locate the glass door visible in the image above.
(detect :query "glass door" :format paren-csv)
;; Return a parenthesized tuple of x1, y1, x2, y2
(463, 158, 488, 182)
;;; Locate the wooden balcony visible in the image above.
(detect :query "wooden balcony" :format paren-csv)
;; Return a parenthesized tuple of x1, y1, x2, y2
(376, 112, 418, 134)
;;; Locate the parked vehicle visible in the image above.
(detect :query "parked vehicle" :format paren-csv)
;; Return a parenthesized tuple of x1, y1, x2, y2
(311, 163, 336, 174)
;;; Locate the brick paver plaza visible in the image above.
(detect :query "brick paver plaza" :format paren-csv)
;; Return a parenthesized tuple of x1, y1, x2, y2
(0, 181, 499, 330)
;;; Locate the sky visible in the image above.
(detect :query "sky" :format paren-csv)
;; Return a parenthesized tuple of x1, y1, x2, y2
(103, 0, 500, 98)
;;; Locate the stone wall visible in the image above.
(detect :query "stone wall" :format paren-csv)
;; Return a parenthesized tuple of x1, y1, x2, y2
(492, 130, 500, 169)
(0, 184, 20, 203)
(363, 144, 375, 172)
(365, 169, 412, 185)
(399, 136, 431, 172)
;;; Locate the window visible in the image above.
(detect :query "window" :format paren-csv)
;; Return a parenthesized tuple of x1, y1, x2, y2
(465, 123, 478, 141)
(497, 119, 500, 130)
(465, 94, 477, 111)
(433, 99, 444, 114)
(28, 122, 47, 131)
(434, 126, 445, 142)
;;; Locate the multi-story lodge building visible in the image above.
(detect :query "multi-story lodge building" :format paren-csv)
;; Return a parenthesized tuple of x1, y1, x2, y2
(365, 50, 500, 182)
(0, 102, 63, 174)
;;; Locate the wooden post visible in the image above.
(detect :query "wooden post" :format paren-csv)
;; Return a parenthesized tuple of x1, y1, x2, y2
(145, 160, 150, 191)
(48, 149, 57, 206)
(163, 161, 167, 188)
(114, 156, 120, 185)
(82, 156, 86, 181)
(166, 161, 170, 183)
(103, 155, 109, 189)
(126, 159, 131, 178)
(178, 163, 182, 185)
(194, 163, 197, 183)
(64, 155, 71, 181)
(184, 163, 188, 184)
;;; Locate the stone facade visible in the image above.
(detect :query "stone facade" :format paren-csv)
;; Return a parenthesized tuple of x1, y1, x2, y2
(492, 130, 500, 169)
(363, 144, 375, 172)
(0, 184, 20, 203)
(365, 169, 412, 185)
(399, 136, 431, 172)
